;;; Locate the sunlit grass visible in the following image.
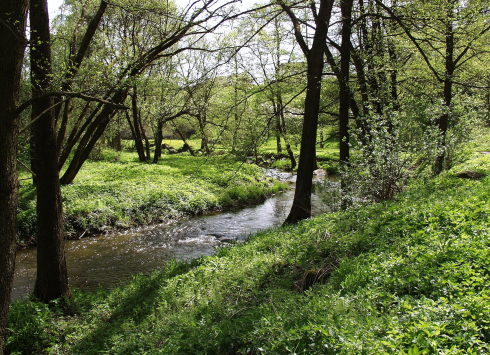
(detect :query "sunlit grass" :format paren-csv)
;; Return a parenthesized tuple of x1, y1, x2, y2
(17, 148, 286, 243)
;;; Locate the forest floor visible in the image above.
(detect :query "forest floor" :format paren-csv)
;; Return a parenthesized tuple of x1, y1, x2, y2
(7, 138, 490, 354)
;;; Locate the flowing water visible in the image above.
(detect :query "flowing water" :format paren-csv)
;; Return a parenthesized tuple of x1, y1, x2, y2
(12, 170, 338, 301)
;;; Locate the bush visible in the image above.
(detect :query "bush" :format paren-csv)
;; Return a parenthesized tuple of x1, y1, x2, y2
(343, 109, 414, 204)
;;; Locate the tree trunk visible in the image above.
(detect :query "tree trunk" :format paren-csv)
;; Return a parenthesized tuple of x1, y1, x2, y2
(434, 14, 454, 175)
(108, 128, 122, 151)
(274, 105, 283, 154)
(138, 110, 151, 161)
(284, 0, 334, 224)
(56, 99, 72, 157)
(174, 124, 196, 156)
(198, 114, 211, 155)
(339, 0, 354, 209)
(60, 89, 127, 185)
(387, 38, 399, 110)
(277, 94, 296, 170)
(131, 87, 147, 162)
(325, 43, 365, 144)
(0, 1, 28, 352)
(58, 101, 98, 170)
(153, 120, 164, 164)
(54, 0, 107, 124)
(30, 0, 72, 303)
(339, 0, 353, 166)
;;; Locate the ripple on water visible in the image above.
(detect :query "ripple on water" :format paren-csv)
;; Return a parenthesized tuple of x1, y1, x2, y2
(12, 170, 339, 301)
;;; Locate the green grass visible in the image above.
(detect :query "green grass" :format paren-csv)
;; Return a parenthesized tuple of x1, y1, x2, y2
(8, 145, 490, 353)
(17, 149, 286, 244)
(259, 137, 340, 173)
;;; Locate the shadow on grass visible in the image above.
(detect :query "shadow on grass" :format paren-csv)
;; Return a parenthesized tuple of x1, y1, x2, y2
(70, 259, 200, 354)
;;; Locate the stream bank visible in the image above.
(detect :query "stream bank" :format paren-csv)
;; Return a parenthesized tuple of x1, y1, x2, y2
(12, 170, 338, 301)
(17, 154, 287, 248)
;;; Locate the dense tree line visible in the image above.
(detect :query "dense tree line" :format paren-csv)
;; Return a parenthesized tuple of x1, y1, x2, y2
(1, 0, 489, 353)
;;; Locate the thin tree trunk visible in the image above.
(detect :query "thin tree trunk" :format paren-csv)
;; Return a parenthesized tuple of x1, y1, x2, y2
(173, 124, 196, 156)
(131, 87, 147, 162)
(274, 102, 283, 154)
(58, 101, 98, 170)
(339, 0, 354, 209)
(138, 111, 151, 161)
(56, 99, 71, 156)
(387, 39, 399, 110)
(325, 44, 365, 143)
(153, 120, 164, 163)
(54, 0, 108, 124)
(275, 119, 282, 154)
(360, 0, 382, 114)
(197, 114, 211, 155)
(277, 94, 296, 170)
(30, 0, 71, 303)
(0, 1, 28, 351)
(29, 125, 38, 184)
(60, 89, 127, 185)
(339, 0, 353, 165)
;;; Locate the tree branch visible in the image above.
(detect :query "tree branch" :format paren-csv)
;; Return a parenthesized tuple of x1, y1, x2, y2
(15, 91, 128, 118)
(375, 0, 443, 83)
(275, 0, 309, 56)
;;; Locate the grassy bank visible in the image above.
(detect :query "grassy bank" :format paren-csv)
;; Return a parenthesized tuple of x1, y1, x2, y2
(17, 150, 287, 245)
(7, 148, 490, 353)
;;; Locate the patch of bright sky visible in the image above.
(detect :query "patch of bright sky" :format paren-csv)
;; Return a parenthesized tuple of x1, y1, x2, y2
(47, 0, 64, 20)
(47, 0, 261, 20)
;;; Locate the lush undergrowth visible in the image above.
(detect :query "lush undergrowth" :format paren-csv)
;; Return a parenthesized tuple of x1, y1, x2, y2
(7, 148, 490, 354)
(17, 149, 286, 245)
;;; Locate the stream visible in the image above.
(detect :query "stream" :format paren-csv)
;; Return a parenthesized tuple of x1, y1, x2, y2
(12, 170, 339, 301)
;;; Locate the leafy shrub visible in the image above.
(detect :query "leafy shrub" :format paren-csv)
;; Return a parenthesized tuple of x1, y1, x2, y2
(344, 110, 414, 204)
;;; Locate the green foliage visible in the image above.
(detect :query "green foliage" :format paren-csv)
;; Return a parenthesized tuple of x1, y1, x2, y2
(8, 148, 490, 354)
(344, 110, 414, 203)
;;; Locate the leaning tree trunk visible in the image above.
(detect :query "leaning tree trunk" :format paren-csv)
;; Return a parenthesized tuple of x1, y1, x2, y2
(54, 1, 108, 154)
(284, 0, 334, 224)
(30, 0, 71, 303)
(0, 1, 28, 352)
(197, 114, 211, 155)
(173, 124, 196, 156)
(60, 89, 127, 185)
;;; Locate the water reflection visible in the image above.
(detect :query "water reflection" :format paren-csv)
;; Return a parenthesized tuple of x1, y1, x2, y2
(12, 171, 338, 301)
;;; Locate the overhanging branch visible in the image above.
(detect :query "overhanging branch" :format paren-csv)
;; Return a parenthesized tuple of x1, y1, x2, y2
(15, 91, 128, 119)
